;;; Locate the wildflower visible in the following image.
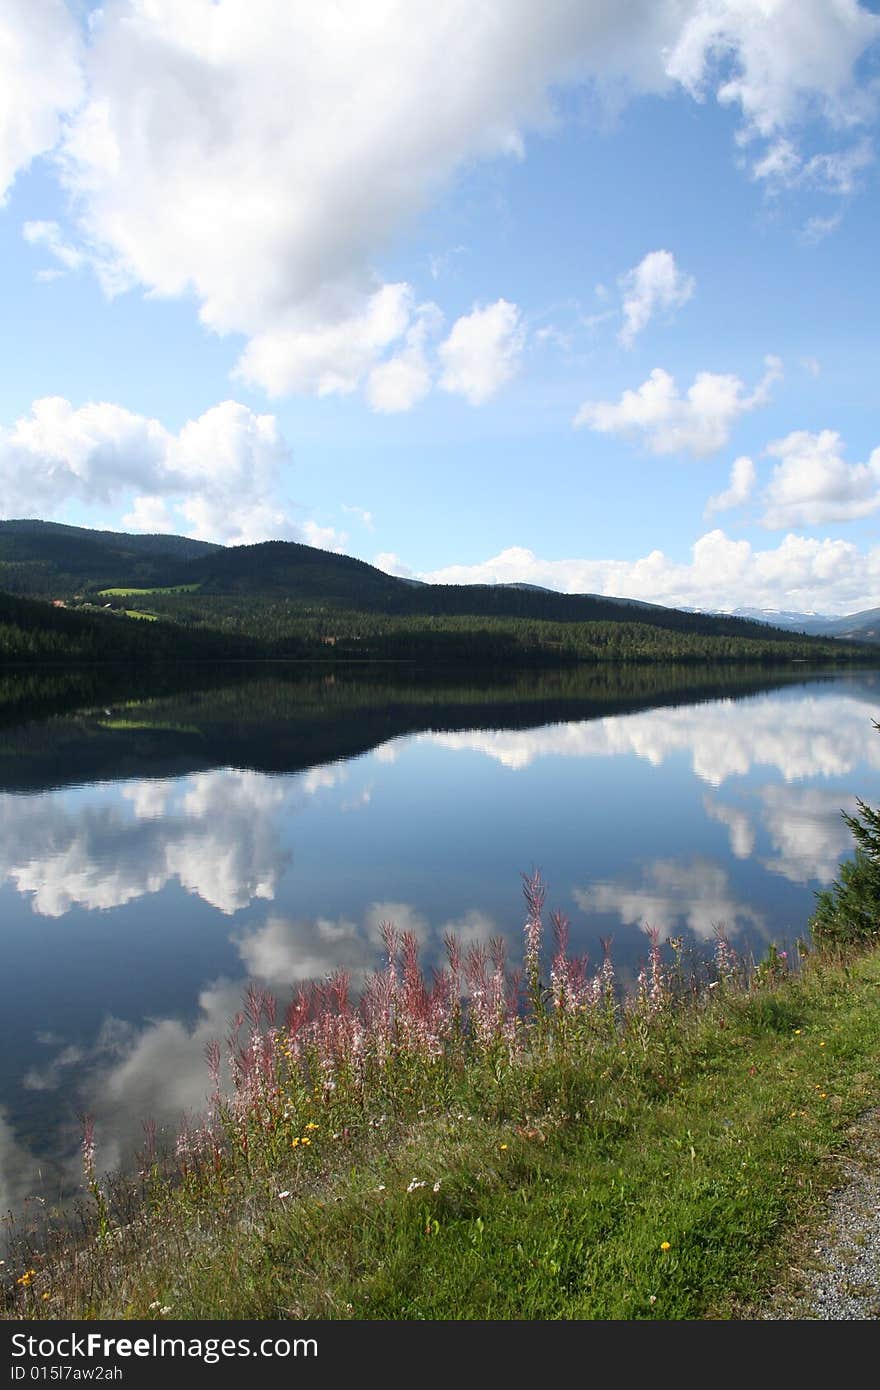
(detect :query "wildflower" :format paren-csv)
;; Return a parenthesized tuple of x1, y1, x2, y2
(278, 1190, 291, 1200)
(660, 1241, 671, 1252)
(794, 1029, 801, 1035)
(433, 1181, 441, 1193)
(407, 1179, 426, 1193)
(301, 1137, 312, 1146)
(819, 1093, 827, 1099)
(305, 1122, 319, 1131)
(820, 1041, 826, 1047)
(41, 1292, 50, 1301)
(291, 1138, 300, 1148)
(499, 1143, 508, 1151)
(16, 1269, 36, 1287)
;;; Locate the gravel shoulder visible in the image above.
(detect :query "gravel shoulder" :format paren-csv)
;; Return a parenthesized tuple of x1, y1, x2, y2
(761, 1108, 880, 1320)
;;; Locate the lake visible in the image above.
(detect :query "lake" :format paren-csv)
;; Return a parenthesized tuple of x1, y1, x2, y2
(1, 661, 879, 1227)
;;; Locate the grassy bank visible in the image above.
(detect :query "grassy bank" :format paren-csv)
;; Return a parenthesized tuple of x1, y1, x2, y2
(4, 886, 880, 1322)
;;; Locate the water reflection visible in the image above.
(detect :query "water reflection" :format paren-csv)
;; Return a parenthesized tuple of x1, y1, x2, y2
(575, 858, 765, 941)
(424, 689, 880, 784)
(0, 664, 878, 1229)
(0, 771, 290, 917)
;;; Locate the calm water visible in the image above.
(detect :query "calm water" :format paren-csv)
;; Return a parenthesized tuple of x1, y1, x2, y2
(1, 662, 879, 1221)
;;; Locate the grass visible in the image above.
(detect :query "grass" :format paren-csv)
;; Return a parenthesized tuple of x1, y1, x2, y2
(97, 585, 201, 596)
(4, 894, 880, 1322)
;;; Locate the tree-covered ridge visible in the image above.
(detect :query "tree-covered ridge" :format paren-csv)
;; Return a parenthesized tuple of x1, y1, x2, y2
(0, 590, 254, 663)
(1, 520, 874, 647)
(1, 585, 872, 668)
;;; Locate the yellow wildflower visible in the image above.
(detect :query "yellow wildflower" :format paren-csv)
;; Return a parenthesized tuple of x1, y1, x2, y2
(660, 1241, 671, 1252)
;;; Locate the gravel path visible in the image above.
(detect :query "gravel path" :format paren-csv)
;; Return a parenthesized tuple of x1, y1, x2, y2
(763, 1109, 880, 1319)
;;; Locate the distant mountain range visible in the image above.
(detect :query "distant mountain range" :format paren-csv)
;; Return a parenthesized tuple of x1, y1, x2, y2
(0, 517, 877, 646)
(684, 605, 880, 644)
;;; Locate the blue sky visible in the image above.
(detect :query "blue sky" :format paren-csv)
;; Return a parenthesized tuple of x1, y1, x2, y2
(1, 1, 879, 613)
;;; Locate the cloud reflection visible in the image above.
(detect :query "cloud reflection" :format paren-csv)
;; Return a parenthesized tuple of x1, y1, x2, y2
(424, 689, 880, 785)
(574, 857, 764, 941)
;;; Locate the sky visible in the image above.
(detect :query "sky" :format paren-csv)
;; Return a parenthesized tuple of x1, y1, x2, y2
(1, 0, 879, 616)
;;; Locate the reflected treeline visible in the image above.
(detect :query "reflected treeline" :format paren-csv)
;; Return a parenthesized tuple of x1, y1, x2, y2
(2, 661, 876, 794)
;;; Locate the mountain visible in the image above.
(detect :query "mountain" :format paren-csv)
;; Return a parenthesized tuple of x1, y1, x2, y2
(0, 519, 876, 651)
(695, 605, 880, 645)
(0, 518, 221, 596)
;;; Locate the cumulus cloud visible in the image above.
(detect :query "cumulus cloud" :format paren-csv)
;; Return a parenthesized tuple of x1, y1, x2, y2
(2, 4, 876, 401)
(0, 0, 83, 203)
(761, 429, 880, 528)
(366, 303, 440, 413)
(575, 356, 781, 457)
(22, 218, 85, 275)
(665, 0, 880, 139)
(705, 455, 756, 516)
(0, 395, 337, 547)
(575, 857, 764, 941)
(420, 527, 880, 616)
(753, 135, 874, 193)
(234, 283, 415, 400)
(618, 249, 695, 347)
(438, 300, 525, 405)
(374, 552, 417, 580)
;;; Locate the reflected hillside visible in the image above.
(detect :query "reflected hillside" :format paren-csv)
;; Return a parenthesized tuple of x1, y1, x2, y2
(2, 662, 876, 793)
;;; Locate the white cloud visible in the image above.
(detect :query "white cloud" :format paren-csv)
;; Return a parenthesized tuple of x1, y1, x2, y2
(800, 213, 844, 245)
(22, 218, 85, 275)
(618, 249, 695, 347)
(0, 395, 333, 547)
(342, 504, 375, 530)
(575, 356, 781, 457)
(575, 857, 764, 941)
(1, 3, 874, 402)
(234, 283, 414, 400)
(754, 135, 874, 193)
(705, 455, 756, 516)
(121, 495, 175, 534)
(374, 552, 416, 580)
(801, 356, 822, 378)
(366, 304, 439, 413)
(666, 0, 880, 141)
(761, 429, 880, 528)
(438, 300, 525, 405)
(420, 527, 880, 617)
(0, 0, 83, 203)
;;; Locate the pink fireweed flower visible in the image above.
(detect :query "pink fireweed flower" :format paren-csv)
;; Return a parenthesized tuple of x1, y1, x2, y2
(81, 1114, 96, 1181)
(522, 870, 545, 1011)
